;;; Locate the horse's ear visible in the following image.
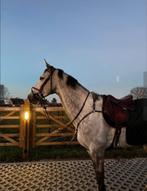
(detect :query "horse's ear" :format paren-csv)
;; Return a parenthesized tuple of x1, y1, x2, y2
(44, 59, 55, 73)
(44, 59, 51, 68)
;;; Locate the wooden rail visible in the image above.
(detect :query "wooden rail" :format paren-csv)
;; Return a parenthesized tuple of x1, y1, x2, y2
(0, 106, 22, 146)
(0, 101, 78, 159)
(31, 106, 77, 147)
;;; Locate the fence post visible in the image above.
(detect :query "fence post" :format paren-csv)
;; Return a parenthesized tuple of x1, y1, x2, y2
(20, 106, 24, 148)
(22, 100, 31, 160)
(31, 105, 36, 148)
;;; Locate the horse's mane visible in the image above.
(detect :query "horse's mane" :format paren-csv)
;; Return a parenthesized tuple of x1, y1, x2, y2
(57, 69, 78, 89)
(58, 69, 64, 79)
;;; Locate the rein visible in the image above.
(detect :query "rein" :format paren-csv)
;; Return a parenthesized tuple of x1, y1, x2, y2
(66, 91, 90, 127)
(32, 87, 103, 141)
(42, 91, 91, 129)
(36, 91, 91, 142)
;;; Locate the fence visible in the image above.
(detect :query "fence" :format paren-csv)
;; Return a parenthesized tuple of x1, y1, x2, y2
(0, 100, 78, 159)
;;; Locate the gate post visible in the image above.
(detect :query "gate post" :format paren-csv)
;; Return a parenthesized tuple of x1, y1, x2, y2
(22, 100, 31, 160)
(31, 105, 36, 148)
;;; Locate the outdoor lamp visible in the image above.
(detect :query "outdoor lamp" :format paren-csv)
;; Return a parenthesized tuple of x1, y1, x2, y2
(24, 111, 30, 121)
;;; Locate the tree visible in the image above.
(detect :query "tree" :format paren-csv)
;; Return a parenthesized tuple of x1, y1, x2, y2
(131, 87, 147, 99)
(0, 84, 10, 99)
(4, 86, 10, 99)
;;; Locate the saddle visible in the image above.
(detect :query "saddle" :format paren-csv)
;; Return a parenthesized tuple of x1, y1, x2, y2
(102, 94, 134, 127)
(102, 94, 134, 149)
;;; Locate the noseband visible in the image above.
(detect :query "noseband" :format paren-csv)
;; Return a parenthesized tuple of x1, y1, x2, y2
(31, 68, 55, 105)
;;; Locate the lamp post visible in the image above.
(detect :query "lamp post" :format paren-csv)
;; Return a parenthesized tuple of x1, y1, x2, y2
(23, 111, 30, 160)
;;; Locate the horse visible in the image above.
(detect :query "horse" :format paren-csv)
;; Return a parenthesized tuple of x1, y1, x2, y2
(28, 61, 147, 191)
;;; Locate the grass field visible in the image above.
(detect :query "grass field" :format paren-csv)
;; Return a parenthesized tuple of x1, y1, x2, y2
(0, 145, 146, 162)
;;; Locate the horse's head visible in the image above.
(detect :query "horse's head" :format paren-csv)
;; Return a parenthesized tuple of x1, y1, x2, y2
(28, 60, 56, 104)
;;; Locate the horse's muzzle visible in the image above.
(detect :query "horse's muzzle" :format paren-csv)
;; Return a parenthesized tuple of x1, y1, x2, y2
(28, 92, 38, 104)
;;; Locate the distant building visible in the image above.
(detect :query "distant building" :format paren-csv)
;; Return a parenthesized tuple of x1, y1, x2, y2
(0, 84, 4, 99)
(143, 71, 147, 87)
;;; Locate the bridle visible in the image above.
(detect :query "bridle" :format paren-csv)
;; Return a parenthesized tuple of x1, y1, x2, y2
(31, 68, 55, 105)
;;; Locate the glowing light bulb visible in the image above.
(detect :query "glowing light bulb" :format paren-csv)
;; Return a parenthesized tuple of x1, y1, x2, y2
(24, 111, 29, 120)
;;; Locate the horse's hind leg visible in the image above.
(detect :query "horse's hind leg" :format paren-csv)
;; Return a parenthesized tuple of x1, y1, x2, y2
(89, 148, 106, 191)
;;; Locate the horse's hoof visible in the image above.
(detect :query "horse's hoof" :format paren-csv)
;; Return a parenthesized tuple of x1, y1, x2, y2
(99, 185, 106, 191)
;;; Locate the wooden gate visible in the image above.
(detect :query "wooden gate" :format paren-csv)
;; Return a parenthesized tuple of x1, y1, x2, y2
(0, 100, 31, 159)
(0, 106, 21, 146)
(0, 101, 78, 159)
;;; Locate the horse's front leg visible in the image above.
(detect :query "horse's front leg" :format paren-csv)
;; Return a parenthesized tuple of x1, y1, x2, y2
(89, 149, 106, 191)
(95, 156, 106, 191)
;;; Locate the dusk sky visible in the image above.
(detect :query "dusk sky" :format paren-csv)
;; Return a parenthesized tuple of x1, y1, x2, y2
(1, 0, 147, 100)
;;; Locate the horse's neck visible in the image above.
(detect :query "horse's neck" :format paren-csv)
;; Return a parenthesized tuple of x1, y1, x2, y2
(56, 78, 89, 122)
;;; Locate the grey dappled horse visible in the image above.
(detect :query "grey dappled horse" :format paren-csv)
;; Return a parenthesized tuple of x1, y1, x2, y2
(28, 61, 147, 191)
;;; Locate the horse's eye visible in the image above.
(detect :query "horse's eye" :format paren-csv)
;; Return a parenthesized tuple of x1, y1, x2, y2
(40, 76, 44, 80)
